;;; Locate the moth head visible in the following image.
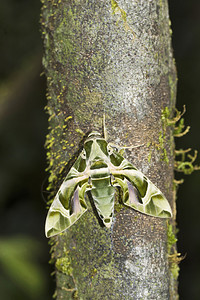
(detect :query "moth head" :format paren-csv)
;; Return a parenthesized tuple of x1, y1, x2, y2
(87, 131, 102, 140)
(84, 132, 109, 162)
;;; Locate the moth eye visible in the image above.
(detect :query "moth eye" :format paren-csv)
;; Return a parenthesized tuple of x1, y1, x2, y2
(81, 149, 86, 159)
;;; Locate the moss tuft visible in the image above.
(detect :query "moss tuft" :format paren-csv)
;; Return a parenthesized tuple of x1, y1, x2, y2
(174, 149, 200, 175)
(167, 223, 183, 280)
(147, 106, 172, 164)
(167, 223, 177, 253)
(110, 0, 135, 39)
(56, 256, 73, 275)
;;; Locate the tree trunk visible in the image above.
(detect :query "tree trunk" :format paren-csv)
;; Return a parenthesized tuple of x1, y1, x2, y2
(41, 0, 177, 299)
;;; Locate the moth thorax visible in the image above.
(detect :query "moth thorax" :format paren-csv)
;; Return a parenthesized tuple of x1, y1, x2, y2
(90, 167, 109, 179)
(90, 160, 107, 168)
(90, 160, 108, 176)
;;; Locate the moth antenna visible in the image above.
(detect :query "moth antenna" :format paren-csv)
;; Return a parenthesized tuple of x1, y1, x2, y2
(117, 144, 145, 155)
(122, 143, 145, 149)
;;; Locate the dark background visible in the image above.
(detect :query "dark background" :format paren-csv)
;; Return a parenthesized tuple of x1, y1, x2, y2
(0, 1, 199, 299)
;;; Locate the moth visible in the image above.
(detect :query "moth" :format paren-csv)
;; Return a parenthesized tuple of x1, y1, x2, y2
(45, 131, 172, 237)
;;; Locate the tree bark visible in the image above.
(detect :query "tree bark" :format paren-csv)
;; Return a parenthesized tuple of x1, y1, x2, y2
(41, 0, 177, 299)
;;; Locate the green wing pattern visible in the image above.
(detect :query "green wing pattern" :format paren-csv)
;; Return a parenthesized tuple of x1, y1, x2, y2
(109, 149, 172, 218)
(45, 165, 89, 238)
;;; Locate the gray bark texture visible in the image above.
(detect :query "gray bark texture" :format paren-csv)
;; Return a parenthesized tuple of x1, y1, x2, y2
(41, 0, 177, 299)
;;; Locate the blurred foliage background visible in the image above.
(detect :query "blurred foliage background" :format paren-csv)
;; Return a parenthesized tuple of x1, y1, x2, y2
(0, 0, 199, 299)
(0, 0, 52, 299)
(170, 1, 200, 299)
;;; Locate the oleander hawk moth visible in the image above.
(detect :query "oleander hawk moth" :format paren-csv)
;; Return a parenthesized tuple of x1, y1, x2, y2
(45, 131, 172, 237)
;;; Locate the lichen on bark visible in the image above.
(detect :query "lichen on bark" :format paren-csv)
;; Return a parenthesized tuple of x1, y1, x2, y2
(41, 0, 177, 299)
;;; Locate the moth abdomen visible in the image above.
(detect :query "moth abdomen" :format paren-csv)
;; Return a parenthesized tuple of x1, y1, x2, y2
(90, 172, 115, 227)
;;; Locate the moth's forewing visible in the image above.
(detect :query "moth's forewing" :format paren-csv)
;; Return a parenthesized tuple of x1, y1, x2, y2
(45, 153, 89, 238)
(110, 149, 172, 218)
